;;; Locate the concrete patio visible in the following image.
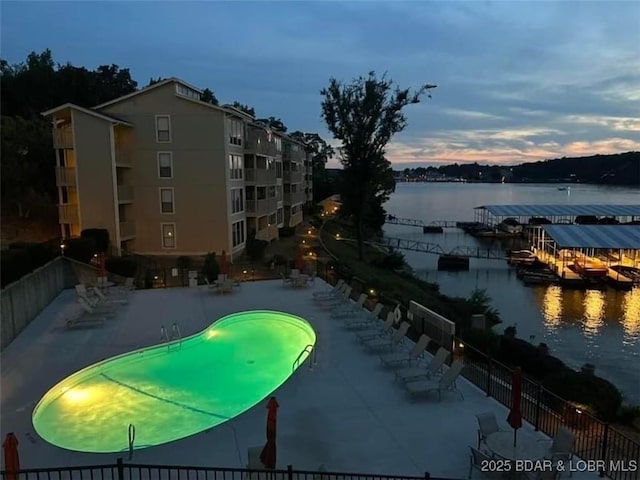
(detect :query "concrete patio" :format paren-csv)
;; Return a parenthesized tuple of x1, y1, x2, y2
(1, 279, 601, 479)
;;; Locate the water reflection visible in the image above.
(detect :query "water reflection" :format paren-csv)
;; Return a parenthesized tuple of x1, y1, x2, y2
(622, 287, 640, 343)
(538, 285, 640, 345)
(542, 285, 563, 329)
(583, 290, 605, 337)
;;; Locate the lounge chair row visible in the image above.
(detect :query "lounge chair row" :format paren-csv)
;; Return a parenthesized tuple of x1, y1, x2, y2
(66, 279, 133, 328)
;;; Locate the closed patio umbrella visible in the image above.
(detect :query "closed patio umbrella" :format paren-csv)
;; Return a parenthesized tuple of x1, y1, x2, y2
(260, 397, 279, 469)
(507, 367, 523, 447)
(294, 249, 305, 271)
(220, 251, 228, 276)
(3, 432, 20, 480)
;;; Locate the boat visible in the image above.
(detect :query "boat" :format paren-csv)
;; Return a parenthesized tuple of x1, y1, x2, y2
(557, 186, 571, 191)
(573, 254, 608, 277)
(497, 218, 523, 235)
(610, 265, 640, 283)
(508, 250, 537, 265)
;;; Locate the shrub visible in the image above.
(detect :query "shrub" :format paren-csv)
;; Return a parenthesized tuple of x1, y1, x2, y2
(63, 237, 96, 263)
(245, 231, 268, 261)
(202, 252, 220, 283)
(460, 328, 501, 358)
(81, 229, 110, 253)
(499, 336, 566, 379)
(176, 256, 191, 270)
(105, 256, 137, 278)
(543, 370, 623, 421)
(278, 226, 296, 238)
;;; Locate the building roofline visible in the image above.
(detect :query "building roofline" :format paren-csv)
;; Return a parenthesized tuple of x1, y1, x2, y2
(175, 95, 256, 119)
(40, 103, 133, 126)
(92, 77, 203, 110)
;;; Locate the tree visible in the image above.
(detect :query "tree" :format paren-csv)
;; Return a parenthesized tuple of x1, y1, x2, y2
(290, 131, 335, 201)
(321, 71, 436, 259)
(231, 101, 255, 117)
(257, 116, 287, 132)
(147, 76, 165, 86)
(200, 88, 219, 105)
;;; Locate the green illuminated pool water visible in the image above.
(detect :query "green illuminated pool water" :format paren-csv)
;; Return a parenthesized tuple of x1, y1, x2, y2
(32, 310, 316, 453)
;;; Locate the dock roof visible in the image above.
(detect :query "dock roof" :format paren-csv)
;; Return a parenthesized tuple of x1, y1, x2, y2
(542, 225, 640, 249)
(475, 204, 640, 218)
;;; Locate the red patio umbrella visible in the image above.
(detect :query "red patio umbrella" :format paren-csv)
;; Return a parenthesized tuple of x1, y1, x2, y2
(294, 249, 305, 271)
(260, 397, 279, 469)
(507, 367, 523, 447)
(3, 432, 20, 480)
(220, 251, 228, 276)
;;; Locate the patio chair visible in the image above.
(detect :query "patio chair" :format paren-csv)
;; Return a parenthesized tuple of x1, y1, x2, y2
(363, 321, 410, 352)
(344, 303, 383, 330)
(64, 306, 106, 329)
(92, 286, 129, 305)
(355, 312, 395, 342)
(468, 446, 501, 479)
(312, 279, 345, 298)
(476, 412, 503, 450)
(395, 346, 450, 384)
(204, 277, 217, 290)
(404, 359, 465, 401)
(75, 284, 100, 307)
(316, 285, 352, 309)
(314, 283, 348, 304)
(380, 334, 430, 368)
(280, 272, 292, 286)
(77, 297, 117, 316)
(110, 277, 135, 299)
(542, 427, 575, 474)
(331, 293, 367, 318)
(218, 279, 234, 294)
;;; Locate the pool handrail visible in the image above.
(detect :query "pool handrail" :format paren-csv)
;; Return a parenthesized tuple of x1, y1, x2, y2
(292, 344, 315, 372)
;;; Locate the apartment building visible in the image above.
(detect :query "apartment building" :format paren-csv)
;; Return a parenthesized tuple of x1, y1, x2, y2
(42, 77, 309, 258)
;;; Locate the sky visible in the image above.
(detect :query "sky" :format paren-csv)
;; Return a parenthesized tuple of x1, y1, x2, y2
(2, 1, 639, 168)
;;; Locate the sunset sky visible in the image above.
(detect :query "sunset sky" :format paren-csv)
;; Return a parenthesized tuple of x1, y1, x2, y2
(2, 1, 639, 168)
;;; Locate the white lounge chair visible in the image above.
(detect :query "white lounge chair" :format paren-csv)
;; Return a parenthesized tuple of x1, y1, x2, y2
(75, 284, 100, 307)
(280, 272, 292, 286)
(395, 346, 450, 384)
(380, 334, 430, 368)
(344, 303, 383, 330)
(92, 286, 129, 305)
(316, 285, 352, 309)
(77, 297, 117, 316)
(65, 306, 106, 329)
(331, 293, 367, 318)
(312, 279, 345, 298)
(404, 359, 465, 401)
(355, 312, 395, 342)
(363, 321, 410, 352)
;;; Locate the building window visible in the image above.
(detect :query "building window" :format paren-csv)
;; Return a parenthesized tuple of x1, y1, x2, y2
(160, 188, 175, 213)
(228, 118, 243, 146)
(268, 186, 276, 199)
(269, 213, 276, 225)
(232, 220, 246, 248)
(229, 154, 243, 180)
(275, 137, 282, 153)
(155, 115, 171, 143)
(276, 161, 282, 178)
(277, 208, 284, 225)
(161, 223, 176, 248)
(292, 144, 299, 152)
(175, 84, 200, 100)
(158, 152, 173, 178)
(231, 188, 244, 214)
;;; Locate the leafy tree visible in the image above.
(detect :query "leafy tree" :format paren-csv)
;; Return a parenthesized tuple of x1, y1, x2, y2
(320, 71, 436, 259)
(147, 76, 165, 86)
(290, 131, 335, 201)
(257, 116, 287, 132)
(231, 101, 255, 117)
(200, 88, 219, 105)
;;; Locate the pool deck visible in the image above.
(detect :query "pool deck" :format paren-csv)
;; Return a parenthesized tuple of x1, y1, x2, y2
(1, 279, 601, 479)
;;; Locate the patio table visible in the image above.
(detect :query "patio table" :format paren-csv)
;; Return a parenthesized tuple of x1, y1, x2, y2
(485, 431, 548, 462)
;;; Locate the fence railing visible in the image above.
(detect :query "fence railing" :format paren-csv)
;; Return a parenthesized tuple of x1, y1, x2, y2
(457, 340, 640, 480)
(1, 460, 456, 480)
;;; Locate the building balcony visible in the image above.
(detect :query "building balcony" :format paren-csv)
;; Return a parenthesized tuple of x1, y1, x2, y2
(245, 131, 278, 156)
(288, 211, 303, 227)
(58, 204, 79, 224)
(283, 191, 305, 205)
(283, 170, 303, 184)
(55, 166, 76, 186)
(245, 168, 277, 184)
(52, 126, 74, 149)
(115, 148, 132, 167)
(255, 224, 278, 242)
(120, 221, 136, 240)
(283, 150, 305, 163)
(246, 198, 277, 216)
(117, 185, 134, 203)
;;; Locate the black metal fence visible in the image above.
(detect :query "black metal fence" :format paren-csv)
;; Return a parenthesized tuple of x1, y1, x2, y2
(458, 340, 640, 480)
(1, 461, 457, 480)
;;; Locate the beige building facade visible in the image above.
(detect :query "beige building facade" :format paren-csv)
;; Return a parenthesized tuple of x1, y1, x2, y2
(42, 78, 310, 258)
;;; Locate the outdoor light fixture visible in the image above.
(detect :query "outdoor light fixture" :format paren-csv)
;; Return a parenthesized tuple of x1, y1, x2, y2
(335, 233, 340, 239)
(369, 289, 375, 295)
(307, 230, 312, 235)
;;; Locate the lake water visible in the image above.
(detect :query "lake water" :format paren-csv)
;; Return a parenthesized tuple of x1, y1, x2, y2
(383, 182, 640, 404)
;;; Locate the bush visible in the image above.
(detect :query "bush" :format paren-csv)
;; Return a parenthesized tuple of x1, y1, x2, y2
(202, 252, 220, 283)
(81, 229, 110, 253)
(499, 336, 566, 379)
(63, 237, 96, 263)
(245, 231, 268, 261)
(1, 241, 59, 287)
(176, 256, 191, 270)
(278, 226, 296, 238)
(460, 328, 501, 358)
(543, 370, 623, 421)
(105, 256, 137, 278)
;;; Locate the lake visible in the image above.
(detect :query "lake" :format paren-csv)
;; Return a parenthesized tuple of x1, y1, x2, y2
(383, 182, 640, 404)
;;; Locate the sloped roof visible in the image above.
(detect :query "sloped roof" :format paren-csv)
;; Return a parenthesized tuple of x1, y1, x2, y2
(40, 103, 133, 126)
(543, 225, 640, 249)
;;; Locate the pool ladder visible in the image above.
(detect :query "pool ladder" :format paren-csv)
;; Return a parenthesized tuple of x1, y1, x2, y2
(160, 323, 182, 351)
(292, 344, 317, 372)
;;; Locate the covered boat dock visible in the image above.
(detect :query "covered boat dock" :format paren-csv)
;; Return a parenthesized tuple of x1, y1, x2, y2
(532, 225, 640, 287)
(474, 204, 640, 227)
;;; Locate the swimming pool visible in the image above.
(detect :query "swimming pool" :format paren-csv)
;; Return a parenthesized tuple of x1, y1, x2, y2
(32, 310, 316, 453)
